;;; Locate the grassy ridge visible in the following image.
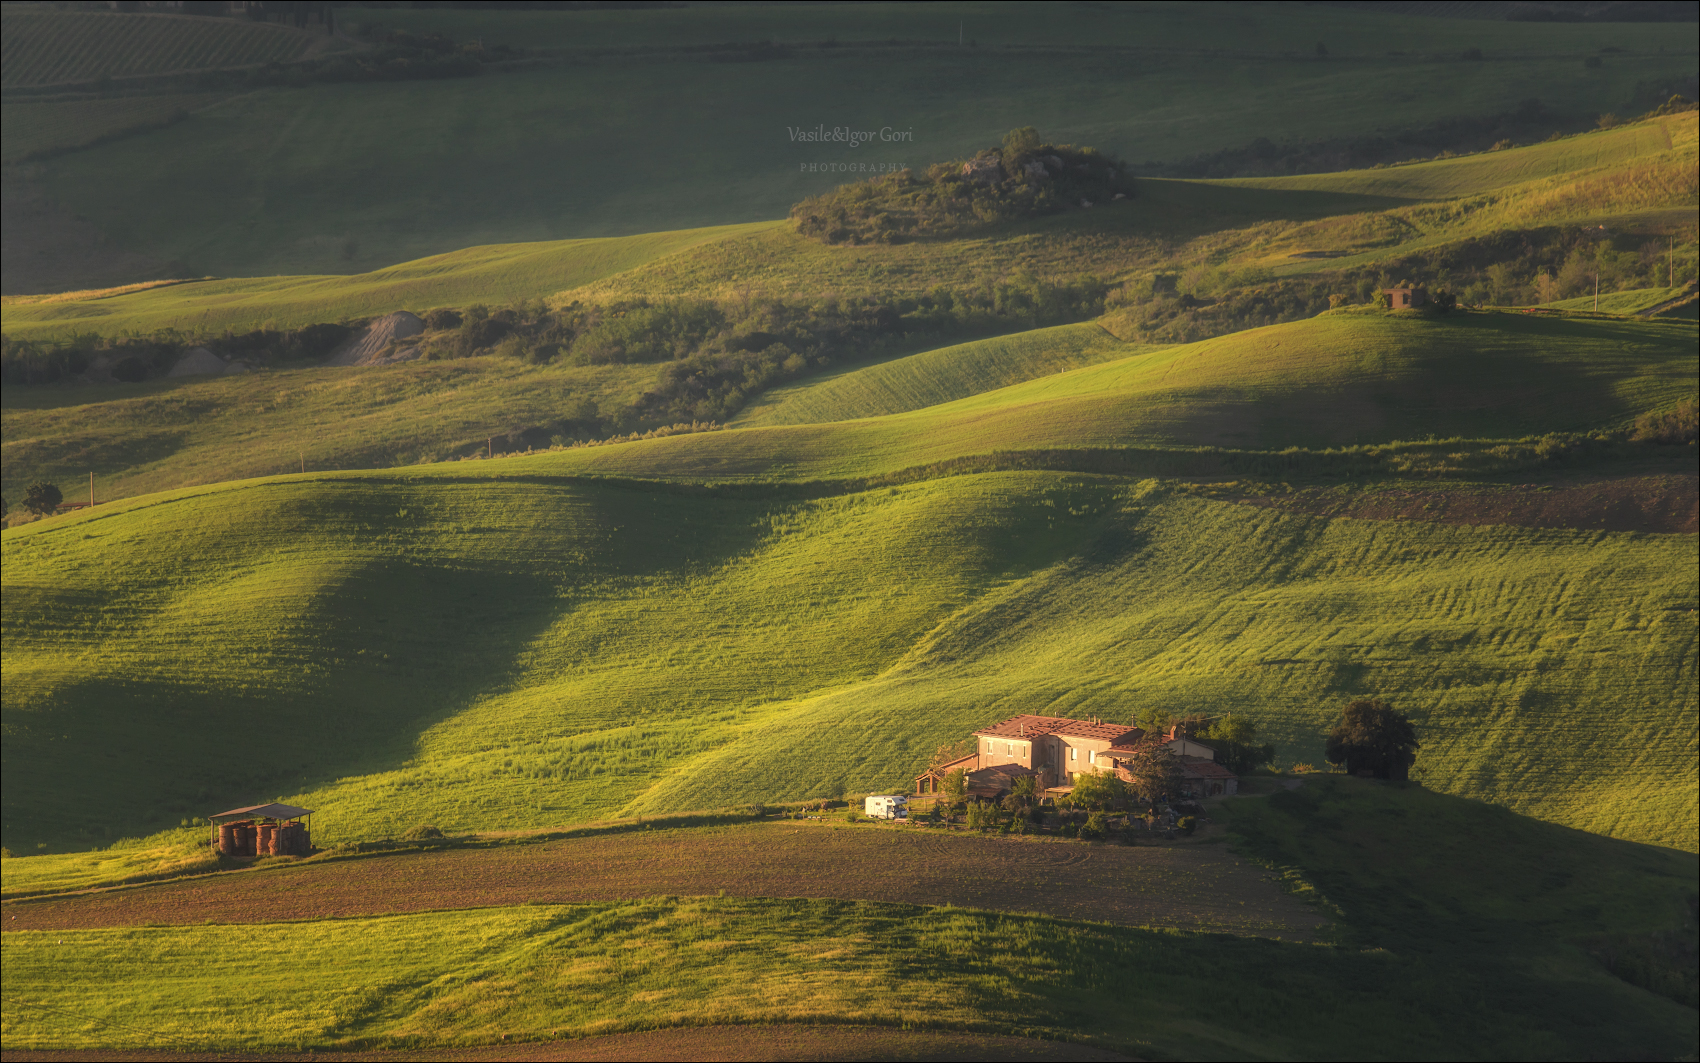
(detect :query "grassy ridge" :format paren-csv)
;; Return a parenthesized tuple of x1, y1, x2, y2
(3, 781, 1694, 1057)
(735, 322, 1155, 426)
(538, 312, 1699, 480)
(3, 462, 1694, 853)
(5, 310, 1690, 509)
(0, 223, 776, 340)
(0, 9, 320, 88)
(20, 5, 1694, 280)
(5, 113, 1691, 343)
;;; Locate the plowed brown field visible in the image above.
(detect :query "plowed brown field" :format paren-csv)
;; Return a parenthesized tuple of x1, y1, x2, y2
(1, 822, 1323, 939)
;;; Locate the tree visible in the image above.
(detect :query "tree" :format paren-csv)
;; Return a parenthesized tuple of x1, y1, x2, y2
(1325, 698, 1420, 780)
(1070, 768, 1127, 810)
(23, 481, 62, 516)
(941, 767, 967, 805)
(1134, 706, 1173, 735)
(1118, 741, 1182, 805)
(1198, 714, 1277, 776)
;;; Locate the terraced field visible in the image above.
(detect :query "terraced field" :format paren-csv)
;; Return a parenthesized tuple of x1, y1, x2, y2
(0, 9, 319, 88)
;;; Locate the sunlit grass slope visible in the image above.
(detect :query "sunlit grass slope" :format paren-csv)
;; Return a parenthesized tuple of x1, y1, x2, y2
(547, 311, 1698, 480)
(6, 310, 1687, 510)
(0, 357, 659, 508)
(0, 223, 776, 341)
(735, 322, 1157, 427)
(25, 4, 1694, 280)
(3, 462, 1694, 853)
(1545, 285, 1692, 313)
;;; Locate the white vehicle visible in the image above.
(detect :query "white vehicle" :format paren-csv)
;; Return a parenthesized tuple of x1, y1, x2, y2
(864, 795, 907, 820)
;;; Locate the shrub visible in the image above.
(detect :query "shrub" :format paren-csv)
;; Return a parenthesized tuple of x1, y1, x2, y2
(402, 824, 444, 841)
(23, 481, 62, 516)
(1080, 811, 1109, 840)
(844, 811, 858, 823)
(423, 308, 462, 331)
(745, 803, 768, 818)
(1060, 820, 1079, 839)
(966, 801, 1000, 831)
(1631, 398, 1698, 444)
(792, 129, 1135, 245)
(1179, 815, 1198, 836)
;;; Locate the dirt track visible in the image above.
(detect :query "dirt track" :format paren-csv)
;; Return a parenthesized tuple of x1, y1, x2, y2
(1, 821, 1321, 939)
(0, 1024, 1135, 1062)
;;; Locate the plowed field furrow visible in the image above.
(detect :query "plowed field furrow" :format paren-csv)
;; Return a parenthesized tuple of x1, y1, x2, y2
(2, 823, 1326, 940)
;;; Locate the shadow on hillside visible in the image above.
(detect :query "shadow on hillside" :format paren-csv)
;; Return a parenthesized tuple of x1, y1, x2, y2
(1, 481, 787, 852)
(1221, 775, 1698, 1008)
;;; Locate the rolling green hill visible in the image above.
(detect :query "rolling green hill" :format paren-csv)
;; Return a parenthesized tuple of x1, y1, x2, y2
(5, 309, 1690, 510)
(734, 322, 1153, 426)
(8, 2, 1693, 284)
(1, 467, 1693, 858)
(533, 311, 1699, 480)
(5, 111, 1691, 345)
(0, 222, 778, 340)
(4, 308, 1696, 856)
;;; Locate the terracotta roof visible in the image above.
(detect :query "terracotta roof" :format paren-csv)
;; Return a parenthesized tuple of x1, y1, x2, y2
(1178, 757, 1237, 780)
(916, 753, 977, 778)
(973, 714, 1140, 744)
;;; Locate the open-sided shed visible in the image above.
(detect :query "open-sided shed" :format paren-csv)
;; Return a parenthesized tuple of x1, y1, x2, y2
(209, 802, 314, 857)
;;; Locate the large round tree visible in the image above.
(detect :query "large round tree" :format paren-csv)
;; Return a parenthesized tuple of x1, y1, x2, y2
(1325, 698, 1420, 780)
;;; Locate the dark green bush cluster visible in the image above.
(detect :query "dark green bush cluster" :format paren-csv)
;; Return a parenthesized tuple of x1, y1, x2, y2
(1631, 397, 1698, 444)
(0, 324, 354, 385)
(792, 127, 1135, 245)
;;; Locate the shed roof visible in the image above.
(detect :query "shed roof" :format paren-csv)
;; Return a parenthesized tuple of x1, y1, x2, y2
(210, 803, 313, 821)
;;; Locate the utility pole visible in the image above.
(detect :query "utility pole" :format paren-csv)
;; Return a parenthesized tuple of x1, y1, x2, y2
(89, 471, 94, 509)
(300, 448, 305, 474)
(1594, 270, 1599, 311)
(488, 437, 493, 459)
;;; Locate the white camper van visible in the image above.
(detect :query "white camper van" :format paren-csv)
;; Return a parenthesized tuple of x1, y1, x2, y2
(864, 795, 907, 820)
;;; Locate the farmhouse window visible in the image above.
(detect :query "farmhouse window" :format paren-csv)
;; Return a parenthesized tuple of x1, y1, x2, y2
(1006, 742, 1013, 755)
(1089, 750, 1096, 764)
(1070, 748, 1077, 761)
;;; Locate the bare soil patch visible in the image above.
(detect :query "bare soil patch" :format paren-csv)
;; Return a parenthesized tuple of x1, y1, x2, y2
(0, 821, 1322, 939)
(0, 1024, 1133, 1062)
(1227, 474, 1697, 533)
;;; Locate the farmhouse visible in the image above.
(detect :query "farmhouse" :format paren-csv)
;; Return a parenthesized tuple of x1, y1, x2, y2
(914, 714, 1239, 799)
(1384, 286, 1427, 308)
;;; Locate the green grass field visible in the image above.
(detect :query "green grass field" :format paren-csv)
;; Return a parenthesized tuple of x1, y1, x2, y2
(3, 780, 1693, 1057)
(5, 111, 1691, 343)
(5, 309, 1691, 510)
(525, 311, 1700, 479)
(0, 92, 231, 163)
(0, 222, 777, 340)
(0, 8, 320, 88)
(1545, 284, 1692, 312)
(3, 450, 1694, 854)
(11, 3, 1692, 281)
(735, 323, 1158, 427)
